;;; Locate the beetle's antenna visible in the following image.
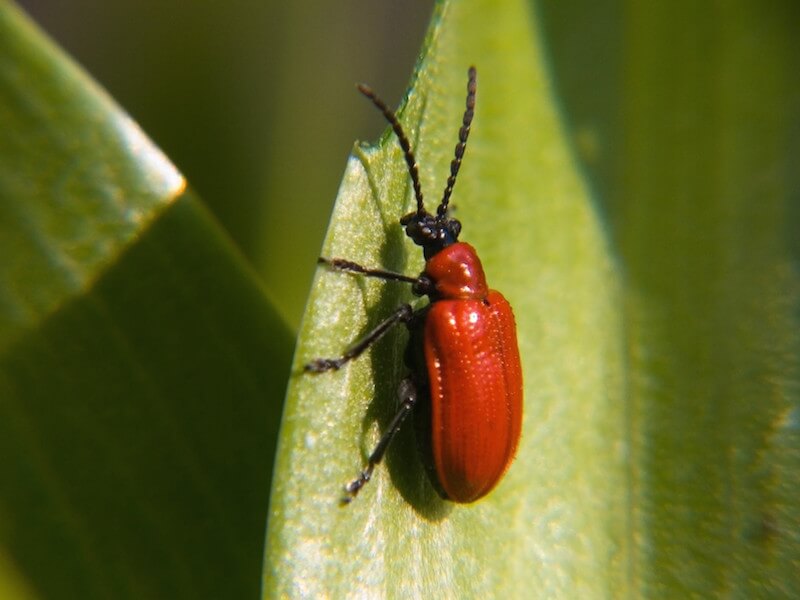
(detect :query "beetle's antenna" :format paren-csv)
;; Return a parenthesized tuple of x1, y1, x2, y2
(357, 84, 425, 215)
(438, 66, 476, 217)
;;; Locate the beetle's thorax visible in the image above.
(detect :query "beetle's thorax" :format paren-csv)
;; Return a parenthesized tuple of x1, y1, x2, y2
(422, 242, 488, 300)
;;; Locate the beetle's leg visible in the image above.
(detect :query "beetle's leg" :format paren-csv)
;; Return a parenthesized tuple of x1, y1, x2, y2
(304, 303, 414, 372)
(343, 377, 418, 503)
(318, 257, 418, 284)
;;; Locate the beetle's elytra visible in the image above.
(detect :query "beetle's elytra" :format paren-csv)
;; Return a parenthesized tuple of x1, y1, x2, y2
(306, 67, 523, 504)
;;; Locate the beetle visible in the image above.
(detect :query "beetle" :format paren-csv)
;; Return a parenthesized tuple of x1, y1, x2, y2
(306, 66, 523, 504)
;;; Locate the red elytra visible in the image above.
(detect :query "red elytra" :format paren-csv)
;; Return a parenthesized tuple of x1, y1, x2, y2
(306, 67, 523, 504)
(423, 243, 522, 502)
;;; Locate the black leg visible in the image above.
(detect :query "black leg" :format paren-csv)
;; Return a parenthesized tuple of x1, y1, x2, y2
(304, 303, 414, 372)
(319, 257, 418, 284)
(342, 378, 418, 503)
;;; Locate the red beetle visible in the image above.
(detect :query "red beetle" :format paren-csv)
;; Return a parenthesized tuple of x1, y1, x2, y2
(306, 67, 522, 503)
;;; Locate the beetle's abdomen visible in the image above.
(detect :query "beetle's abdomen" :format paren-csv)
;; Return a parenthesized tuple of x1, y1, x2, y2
(423, 290, 523, 502)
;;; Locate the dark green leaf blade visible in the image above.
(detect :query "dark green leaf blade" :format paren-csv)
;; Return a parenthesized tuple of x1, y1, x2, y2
(0, 3, 292, 598)
(0, 2, 184, 351)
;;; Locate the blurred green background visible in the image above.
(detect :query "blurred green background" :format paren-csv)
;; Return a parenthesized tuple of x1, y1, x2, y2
(18, 0, 434, 328)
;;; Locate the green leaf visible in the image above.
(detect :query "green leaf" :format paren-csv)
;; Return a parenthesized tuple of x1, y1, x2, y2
(0, 3, 292, 598)
(266, 0, 800, 597)
(541, 0, 800, 595)
(265, 0, 624, 596)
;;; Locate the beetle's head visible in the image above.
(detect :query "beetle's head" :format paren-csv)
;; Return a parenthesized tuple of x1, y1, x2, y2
(401, 209, 461, 260)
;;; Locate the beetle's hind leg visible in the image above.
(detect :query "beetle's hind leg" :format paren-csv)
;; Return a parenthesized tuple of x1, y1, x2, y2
(342, 377, 418, 504)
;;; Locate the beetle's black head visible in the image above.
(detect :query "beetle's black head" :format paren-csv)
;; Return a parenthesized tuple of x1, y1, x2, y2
(400, 209, 461, 260)
(358, 66, 476, 261)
